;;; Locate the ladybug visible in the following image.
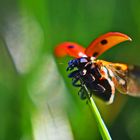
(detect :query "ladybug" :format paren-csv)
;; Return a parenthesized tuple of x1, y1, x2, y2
(54, 32, 140, 104)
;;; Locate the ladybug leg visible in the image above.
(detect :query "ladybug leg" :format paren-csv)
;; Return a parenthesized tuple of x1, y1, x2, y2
(66, 65, 74, 71)
(68, 69, 83, 87)
(78, 87, 87, 100)
(72, 78, 81, 87)
(92, 84, 106, 93)
(68, 70, 80, 78)
(68, 70, 81, 87)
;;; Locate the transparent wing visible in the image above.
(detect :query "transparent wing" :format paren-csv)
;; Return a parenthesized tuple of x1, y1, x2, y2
(96, 60, 140, 97)
(127, 65, 140, 96)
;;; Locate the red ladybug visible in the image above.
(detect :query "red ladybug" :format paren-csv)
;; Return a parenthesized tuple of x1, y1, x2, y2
(54, 32, 140, 104)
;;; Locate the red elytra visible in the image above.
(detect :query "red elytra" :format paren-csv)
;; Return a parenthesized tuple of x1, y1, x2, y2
(85, 32, 131, 57)
(54, 42, 86, 58)
(54, 32, 132, 58)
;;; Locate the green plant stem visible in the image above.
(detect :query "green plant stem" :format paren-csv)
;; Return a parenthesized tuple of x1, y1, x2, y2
(84, 85, 112, 140)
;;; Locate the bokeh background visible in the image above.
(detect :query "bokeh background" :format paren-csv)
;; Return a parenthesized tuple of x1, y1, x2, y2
(0, 0, 140, 140)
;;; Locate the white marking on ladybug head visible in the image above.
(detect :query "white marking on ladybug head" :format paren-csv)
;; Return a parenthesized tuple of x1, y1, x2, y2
(80, 58, 88, 63)
(78, 52, 87, 57)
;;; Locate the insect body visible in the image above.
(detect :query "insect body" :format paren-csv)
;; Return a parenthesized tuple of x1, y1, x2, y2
(67, 57, 115, 103)
(54, 32, 140, 103)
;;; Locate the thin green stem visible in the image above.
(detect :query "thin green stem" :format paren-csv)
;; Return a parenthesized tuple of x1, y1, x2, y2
(84, 85, 112, 140)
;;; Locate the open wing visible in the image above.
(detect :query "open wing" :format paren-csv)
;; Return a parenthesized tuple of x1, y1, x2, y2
(85, 32, 132, 58)
(54, 42, 86, 58)
(54, 32, 131, 58)
(96, 60, 140, 97)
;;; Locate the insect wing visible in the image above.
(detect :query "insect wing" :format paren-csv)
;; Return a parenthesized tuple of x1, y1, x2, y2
(98, 60, 140, 97)
(54, 42, 86, 58)
(106, 62, 128, 94)
(127, 65, 140, 96)
(85, 32, 131, 58)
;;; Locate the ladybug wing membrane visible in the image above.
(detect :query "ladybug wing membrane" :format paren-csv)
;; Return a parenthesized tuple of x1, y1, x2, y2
(102, 61, 140, 97)
(126, 65, 140, 96)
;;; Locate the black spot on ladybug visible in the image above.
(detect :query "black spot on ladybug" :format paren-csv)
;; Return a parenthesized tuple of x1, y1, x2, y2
(101, 39, 108, 45)
(68, 45, 74, 49)
(93, 52, 99, 57)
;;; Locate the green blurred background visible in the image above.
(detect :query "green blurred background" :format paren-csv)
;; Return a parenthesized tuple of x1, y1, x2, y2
(0, 0, 140, 140)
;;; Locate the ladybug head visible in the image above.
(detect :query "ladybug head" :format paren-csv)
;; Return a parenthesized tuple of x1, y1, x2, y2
(67, 57, 92, 71)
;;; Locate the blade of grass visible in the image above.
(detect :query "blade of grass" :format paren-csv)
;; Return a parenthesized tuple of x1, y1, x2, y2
(84, 85, 112, 140)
